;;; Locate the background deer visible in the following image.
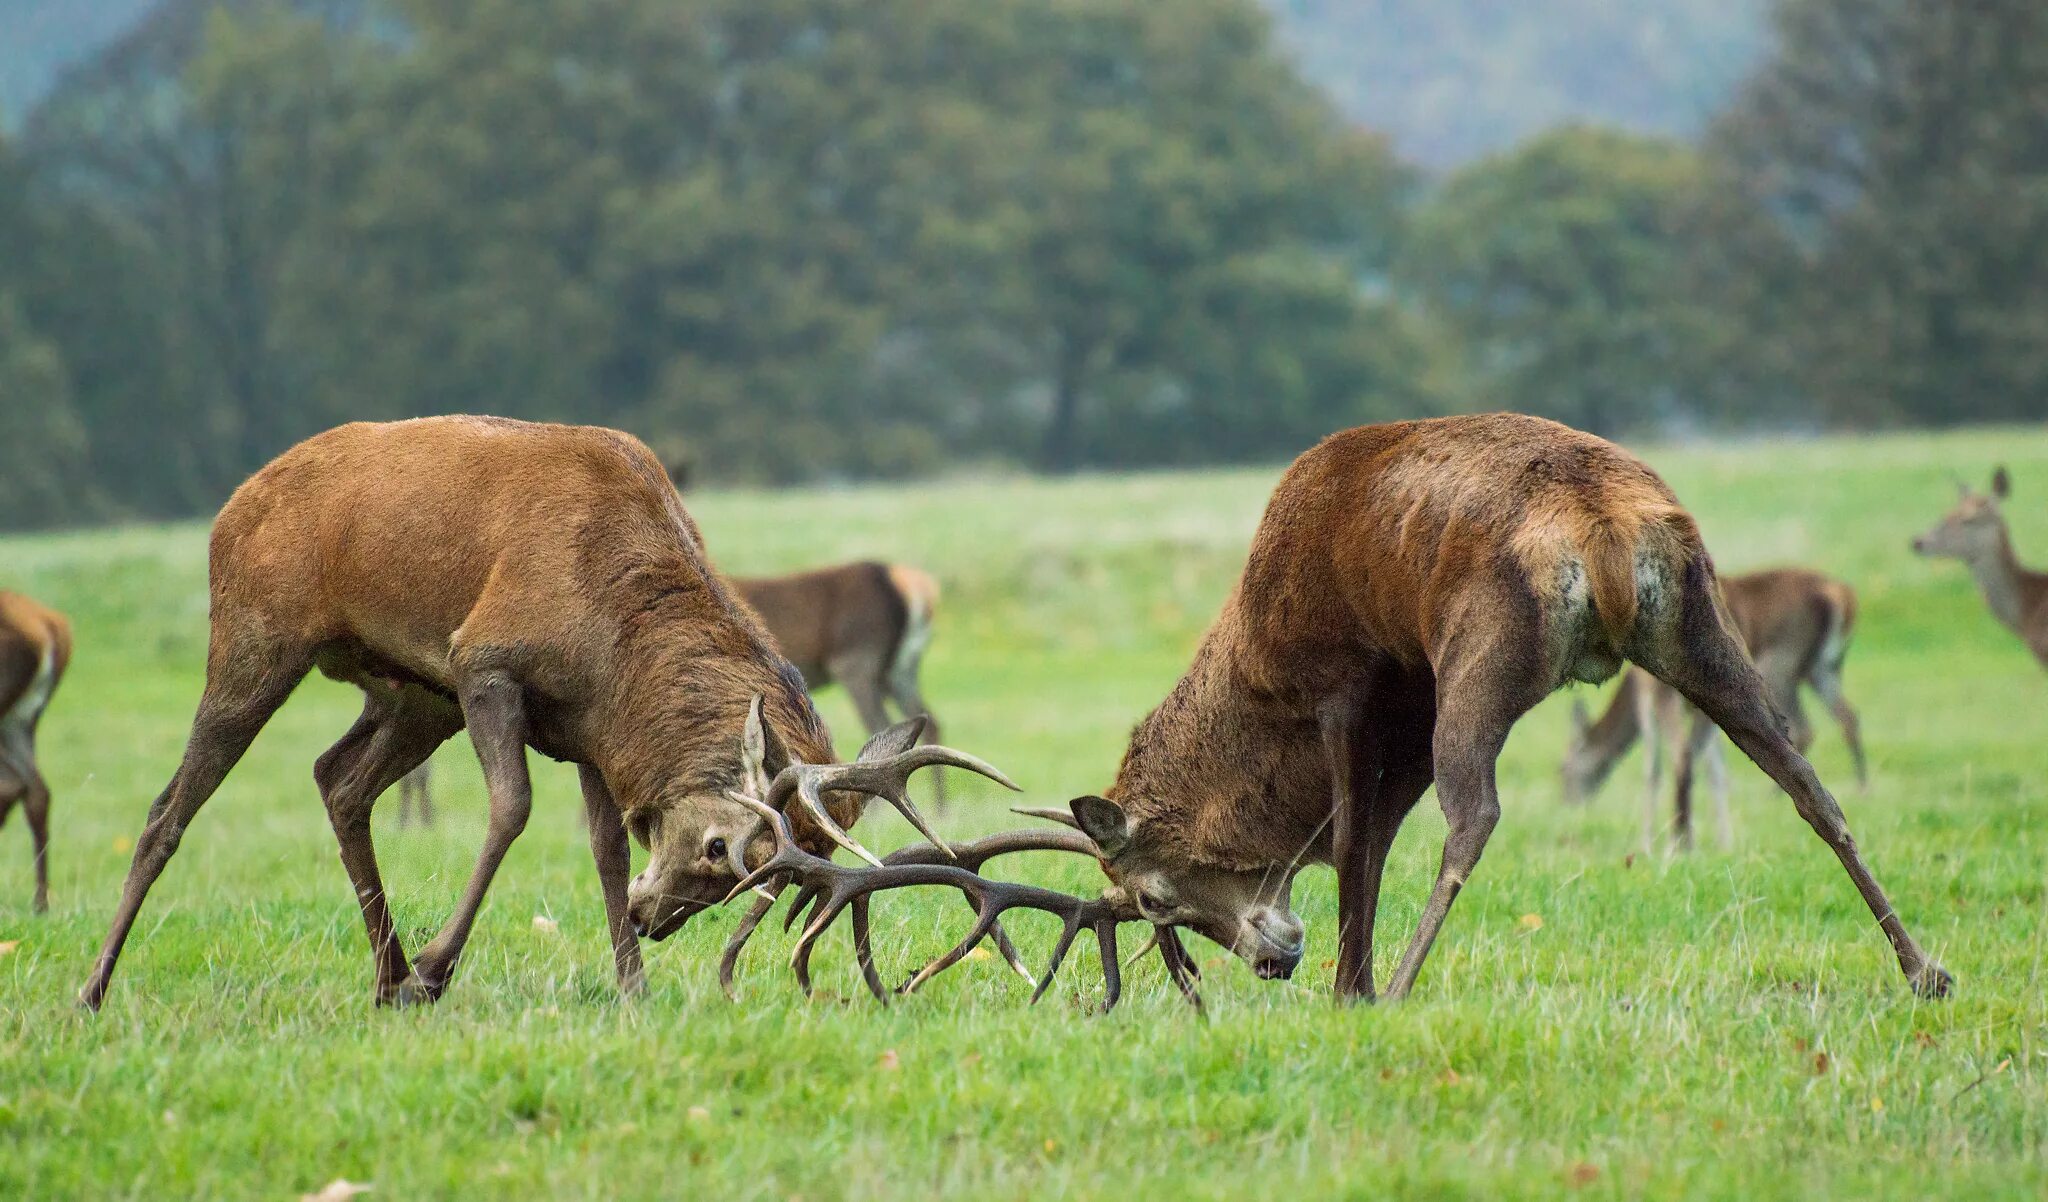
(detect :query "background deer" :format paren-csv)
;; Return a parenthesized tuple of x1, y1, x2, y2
(78, 416, 977, 1010)
(1031, 414, 1947, 1002)
(1562, 567, 1866, 851)
(1913, 467, 2048, 669)
(0, 590, 71, 913)
(391, 559, 947, 823)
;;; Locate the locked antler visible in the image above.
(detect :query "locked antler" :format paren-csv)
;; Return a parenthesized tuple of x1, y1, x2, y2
(731, 698, 1015, 873)
(718, 789, 1136, 1008)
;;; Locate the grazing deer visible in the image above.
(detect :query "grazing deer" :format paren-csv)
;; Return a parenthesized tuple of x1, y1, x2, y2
(390, 560, 946, 824)
(1, 591, 71, 913)
(1002, 414, 1946, 1003)
(1561, 567, 1867, 851)
(77, 416, 995, 1010)
(1913, 467, 2048, 669)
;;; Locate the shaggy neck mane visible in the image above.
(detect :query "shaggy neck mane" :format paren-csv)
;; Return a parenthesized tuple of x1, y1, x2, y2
(1109, 591, 1331, 872)
(588, 544, 835, 815)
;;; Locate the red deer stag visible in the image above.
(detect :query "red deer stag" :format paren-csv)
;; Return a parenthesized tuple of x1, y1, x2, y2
(1562, 567, 1866, 851)
(727, 415, 1950, 1007)
(392, 560, 946, 823)
(1, 591, 71, 913)
(77, 416, 1007, 1010)
(1009, 415, 1946, 1002)
(1913, 467, 2048, 669)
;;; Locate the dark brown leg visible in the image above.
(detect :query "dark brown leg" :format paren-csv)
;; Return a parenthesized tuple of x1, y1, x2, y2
(578, 763, 645, 995)
(1320, 694, 1380, 1002)
(315, 691, 460, 1004)
(1652, 628, 1950, 998)
(1809, 667, 1867, 789)
(886, 671, 944, 810)
(80, 647, 311, 1010)
(832, 654, 895, 738)
(1342, 749, 1434, 1002)
(398, 673, 532, 1004)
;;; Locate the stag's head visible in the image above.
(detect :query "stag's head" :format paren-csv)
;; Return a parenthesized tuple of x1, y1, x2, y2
(1914, 468, 2011, 563)
(623, 701, 795, 940)
(1060, 794, 1305, 979)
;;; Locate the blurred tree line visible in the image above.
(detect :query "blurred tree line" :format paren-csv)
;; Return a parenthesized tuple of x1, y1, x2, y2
(1, 0, 2044, 530)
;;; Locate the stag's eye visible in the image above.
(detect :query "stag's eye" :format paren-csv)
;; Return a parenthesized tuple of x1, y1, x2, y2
(1134, 888, 1174, 918)
(706, 837, 728, 863)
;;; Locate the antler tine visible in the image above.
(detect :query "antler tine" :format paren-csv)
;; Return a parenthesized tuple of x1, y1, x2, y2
(875, 826, 1102, 988)
(789, 744, 1018, 860)
(719, 891, 778, 1002)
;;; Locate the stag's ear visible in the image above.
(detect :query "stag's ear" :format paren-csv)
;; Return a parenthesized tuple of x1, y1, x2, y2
(857, 715, 928, 762)
(1993, 466, 2011, 500)
(1069, 795, 1131, 859)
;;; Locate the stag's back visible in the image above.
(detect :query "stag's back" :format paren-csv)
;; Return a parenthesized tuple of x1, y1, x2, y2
(1232, 415, 1705, 686)
(212, 416, 703, 691)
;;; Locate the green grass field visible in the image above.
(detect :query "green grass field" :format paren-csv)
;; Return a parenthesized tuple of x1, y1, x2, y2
(3, 427, 2045, 1199)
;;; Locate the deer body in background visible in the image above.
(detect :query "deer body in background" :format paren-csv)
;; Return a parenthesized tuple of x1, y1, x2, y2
(736, 561, 942, 747)
(78, 416, 972, 1010)
(0, 591, 71, 913)
(1562, 567, 1866, 851)
(391, 560, 947, 823)
(1914, 467, 2048, 669)
(1057, 414, 1949, 1002)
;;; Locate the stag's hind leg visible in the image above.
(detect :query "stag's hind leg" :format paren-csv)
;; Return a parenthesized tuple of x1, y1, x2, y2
(80, 642, 312, 1009)
(1645, 606, 1950, 998)
(316, 687, 461, 1004)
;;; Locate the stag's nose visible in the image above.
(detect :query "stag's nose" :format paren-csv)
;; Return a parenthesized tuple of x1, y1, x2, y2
(1245, 909, 1305, 979)
(630, 918, 649, 939)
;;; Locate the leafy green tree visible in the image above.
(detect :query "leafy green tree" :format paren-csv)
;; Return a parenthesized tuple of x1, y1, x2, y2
(1401, 125, 1778, 436)
(901, 0, 1416, 470)
(1710, 0, 2048, 426)
(0, 292, 93, 529)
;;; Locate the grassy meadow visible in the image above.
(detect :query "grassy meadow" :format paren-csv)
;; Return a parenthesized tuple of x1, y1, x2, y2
(2, 426, 2046, 1199)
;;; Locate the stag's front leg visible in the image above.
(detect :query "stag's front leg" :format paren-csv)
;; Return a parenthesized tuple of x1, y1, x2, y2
(398, 673, 532, 1005)
(1319, 694, 1382, 1002)
(578, 764, 645, 996)
(1384, 646, 1544, 1001)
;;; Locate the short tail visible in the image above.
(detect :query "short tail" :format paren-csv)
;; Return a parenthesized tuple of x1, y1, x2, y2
(885, 565, 940, 684)
(1582, 521, 1641, 649)
(1805, 582, 1856, 680)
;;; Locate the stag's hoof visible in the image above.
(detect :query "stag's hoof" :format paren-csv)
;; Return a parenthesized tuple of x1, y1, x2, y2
(1911, 962, 1954, 1000)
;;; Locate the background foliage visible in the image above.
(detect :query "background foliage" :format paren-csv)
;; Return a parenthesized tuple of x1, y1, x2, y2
(1, 0, 2046, 529)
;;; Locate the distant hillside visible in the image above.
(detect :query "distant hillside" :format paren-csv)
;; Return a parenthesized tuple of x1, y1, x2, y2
(1260, 0, 1769, 168)
(5, 0, 1769, 166)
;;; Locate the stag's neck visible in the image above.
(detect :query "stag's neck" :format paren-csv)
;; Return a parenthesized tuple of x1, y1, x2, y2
(1110, 613, 1330, 871)
(589, 559, 834, 811)
(1964, 530, 2036, 635)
